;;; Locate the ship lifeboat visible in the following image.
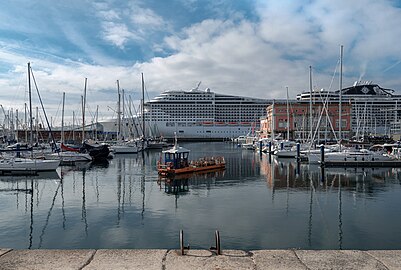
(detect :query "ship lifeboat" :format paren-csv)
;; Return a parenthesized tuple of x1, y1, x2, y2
(214, 122, 227, 126)
(202, 122, 214, 126)
(228, 122, 238, 125)
(240, 122, 251, 126)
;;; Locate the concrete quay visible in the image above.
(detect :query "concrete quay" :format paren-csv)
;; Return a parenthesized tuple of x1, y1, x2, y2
(1, 249, 401, 270)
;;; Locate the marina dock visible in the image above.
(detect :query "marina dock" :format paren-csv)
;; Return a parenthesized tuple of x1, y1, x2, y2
(321, 160, 401, 167)
(1, 248, 400, 269)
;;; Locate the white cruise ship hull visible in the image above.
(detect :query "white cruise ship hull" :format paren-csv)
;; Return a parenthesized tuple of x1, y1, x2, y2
(149, 121, 258, 139)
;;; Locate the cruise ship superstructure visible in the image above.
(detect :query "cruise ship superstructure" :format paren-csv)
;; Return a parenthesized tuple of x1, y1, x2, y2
(143, 87, 273, 139)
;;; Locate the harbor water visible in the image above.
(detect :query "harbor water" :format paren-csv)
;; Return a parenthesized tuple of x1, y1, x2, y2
(1, 142, 401, 250)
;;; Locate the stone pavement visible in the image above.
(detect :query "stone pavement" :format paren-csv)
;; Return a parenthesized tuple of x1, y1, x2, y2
(1, 248, 401, 269)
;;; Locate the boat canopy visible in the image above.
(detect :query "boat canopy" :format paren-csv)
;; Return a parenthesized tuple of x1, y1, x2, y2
(162, 145, 190, 169)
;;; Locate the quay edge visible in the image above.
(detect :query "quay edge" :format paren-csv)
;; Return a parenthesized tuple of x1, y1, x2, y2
(1, 249, 400, 269)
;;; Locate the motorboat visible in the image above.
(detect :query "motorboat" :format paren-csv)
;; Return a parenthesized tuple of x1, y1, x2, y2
(157, 135, 225, 176)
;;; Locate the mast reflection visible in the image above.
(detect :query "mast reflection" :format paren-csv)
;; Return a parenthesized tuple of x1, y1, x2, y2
(0, 171, 60, 249)
(260, 157, 398, 249)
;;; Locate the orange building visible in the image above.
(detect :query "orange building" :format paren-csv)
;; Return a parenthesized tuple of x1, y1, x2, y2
(260, 101, 352, 141)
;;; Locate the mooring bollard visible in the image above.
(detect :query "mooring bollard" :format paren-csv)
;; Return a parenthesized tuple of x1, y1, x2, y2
(179, 230, 190, 255)
(320, 145, 325, 166)
(320, 166, 325, 183)
(210, 230, 221, 255)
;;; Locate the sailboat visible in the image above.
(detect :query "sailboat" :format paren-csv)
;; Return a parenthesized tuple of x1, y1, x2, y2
(0, 63, 60, 174)
(110, 80, 140, 154)
(45, 92, 92, 164)
(273, 87, 299, 158)
(79, 78, 110, 160)
(308, 46, 395, 166)
(140, 73, 148, 151)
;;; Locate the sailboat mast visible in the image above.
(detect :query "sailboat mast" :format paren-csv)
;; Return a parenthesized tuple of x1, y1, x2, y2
(72, 111, 75, 142)
(61, 92, 65, 145)
(141, 73, 145, 139)
(339, 45, 343, 142)
(82, 78, 87, 143)
(24, 103, 28, 142)
(286, 87, 290, 140)
(35, 107, 38, 144)
(117, 80, 121, 141)
(95, 105, 98, 141)
(28, 62, 33, 148)
(15, 109, 18, 142)
(122, 89, 125, 139)
(271, 100, 275, 141)
(309, 65, 313, 145)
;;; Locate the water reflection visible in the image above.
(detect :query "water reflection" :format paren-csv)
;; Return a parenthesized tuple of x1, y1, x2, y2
(260, 155, 399, 192)
(0, 171, 61, 249)
(1, 143, 401, 250)
(161, 178, 189, 195)
(158, 169, 225, 196)
(260, 155, 401, 249)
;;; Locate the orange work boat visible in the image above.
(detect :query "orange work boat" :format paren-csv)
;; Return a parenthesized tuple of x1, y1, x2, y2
(157, 136, 225, 176)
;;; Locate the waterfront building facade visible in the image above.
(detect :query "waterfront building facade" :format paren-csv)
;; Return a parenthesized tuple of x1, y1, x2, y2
(260, 101, 352, 142)
(297, 81, 401, 139)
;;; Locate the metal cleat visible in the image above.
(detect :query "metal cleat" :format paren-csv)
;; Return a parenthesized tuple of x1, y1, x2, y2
(179, 230, 190, 255)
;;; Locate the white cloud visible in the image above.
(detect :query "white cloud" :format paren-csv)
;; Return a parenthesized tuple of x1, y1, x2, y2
(2, 0, 401, 127)
(137, 0, 401, 99)
(98, 10, 121, 21)
(130, 6, 164, 27)
(102, 22, 140, 49)
(95, 2, 170, 50)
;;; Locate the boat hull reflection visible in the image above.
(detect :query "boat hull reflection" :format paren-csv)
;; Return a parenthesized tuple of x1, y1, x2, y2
(158, 168, 225, 195)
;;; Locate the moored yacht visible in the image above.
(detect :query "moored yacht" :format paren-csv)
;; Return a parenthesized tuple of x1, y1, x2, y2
(0, 155, 60, 174)
(319, 148, 397, 167)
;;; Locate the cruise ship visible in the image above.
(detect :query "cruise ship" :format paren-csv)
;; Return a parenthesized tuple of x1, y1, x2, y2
(143, 85, 274, 139)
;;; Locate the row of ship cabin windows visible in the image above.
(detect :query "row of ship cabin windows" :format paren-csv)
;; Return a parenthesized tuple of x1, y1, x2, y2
(277, 119, 347, 128)
(153, 105, 265, 110)
(173, 129, 246, 133)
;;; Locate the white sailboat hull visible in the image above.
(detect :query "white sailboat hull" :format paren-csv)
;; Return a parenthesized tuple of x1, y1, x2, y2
(274, 150, 297, 158)
(0, 158, 60, 172)
(46, 152, 92, 162)
(308, 149, 393, 164)
(111, 145, 139, 154)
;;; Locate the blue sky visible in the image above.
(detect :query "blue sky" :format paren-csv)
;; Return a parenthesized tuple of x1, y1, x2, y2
(1, 0, 401, 124)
